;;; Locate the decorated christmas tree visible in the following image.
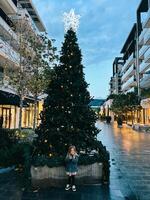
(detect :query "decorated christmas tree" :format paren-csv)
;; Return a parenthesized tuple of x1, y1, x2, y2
(35, 10, 99, 156)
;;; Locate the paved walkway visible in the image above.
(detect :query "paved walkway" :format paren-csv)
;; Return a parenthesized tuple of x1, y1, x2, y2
(97, 121, 150, 200)
(0, 121, 149, 199)
(0, 170, 128, 200)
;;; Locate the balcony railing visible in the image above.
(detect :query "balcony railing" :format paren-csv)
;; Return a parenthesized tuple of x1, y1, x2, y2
(12, 0, 17, 6)
(0, 38, 19, 64)
(121, 53, 134, 73)
(0, 10, 17, 42)
(143, 8, 150, 28)
(140, 74, 150, 89)
(139, 45, 148, 59)
(144, 29, 150, 45)
(0, 8, 14, 28)
(144, 47, 150, 63)
(1, 0, 17, 14)
(140, 61, 150, 74)
(139, 28, 147, 46)
(11, 8, 39, 35)
(122, 64, 135, 83)
(122, 76, 136, 92)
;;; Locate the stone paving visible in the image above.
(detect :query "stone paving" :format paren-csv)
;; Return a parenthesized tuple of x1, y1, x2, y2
(0, 169, 131, 200)
(0, 121, 149, 199)
(97, 121, 150, 200)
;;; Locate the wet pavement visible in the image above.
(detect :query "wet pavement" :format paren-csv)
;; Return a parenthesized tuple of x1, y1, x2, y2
(0, 121, 150, 200)
(97, 121, 150, 200)
(0, 170, 127, 200)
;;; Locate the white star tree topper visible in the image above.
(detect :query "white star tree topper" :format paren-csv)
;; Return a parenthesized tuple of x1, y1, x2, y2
(63, 9, 81, 32)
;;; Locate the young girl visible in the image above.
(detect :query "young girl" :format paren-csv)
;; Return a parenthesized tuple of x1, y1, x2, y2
(65, 145, 79, 192)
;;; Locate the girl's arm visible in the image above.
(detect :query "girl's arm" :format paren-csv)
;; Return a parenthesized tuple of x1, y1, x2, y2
(65, 154, 72, 162)
(72, 155, 79, 163)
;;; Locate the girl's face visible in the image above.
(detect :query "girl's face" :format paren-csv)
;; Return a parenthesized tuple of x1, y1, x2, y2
(70, 148, 75, 155)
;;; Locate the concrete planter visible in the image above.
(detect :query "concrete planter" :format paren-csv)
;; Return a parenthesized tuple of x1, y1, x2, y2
(31, 162, 103, 187)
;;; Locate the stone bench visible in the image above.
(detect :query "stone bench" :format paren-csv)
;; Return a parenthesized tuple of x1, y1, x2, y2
(31, 162, 103, 187)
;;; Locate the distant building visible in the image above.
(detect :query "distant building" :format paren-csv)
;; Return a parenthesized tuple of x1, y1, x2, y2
(109, 57, 124, 95)
(120, 24, 137, 93)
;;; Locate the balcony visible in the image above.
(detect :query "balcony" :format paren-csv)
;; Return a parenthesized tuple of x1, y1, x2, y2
(125, 87, 134, 93)
(139, 45, 148, 59)
(0, 8, 14, 27)
(139, 28, 147, 46)
(144, 29, 150, 45)
(140, 61, 150, 74)
(143, 8, 150, 28)
(122, 64, 135, 83)
(144, 47, 150, 63)
(11, 0, 17, 6)
(0, 9, 17, 41)
(11, 9, 39, 35)
(140, 74, 150, 89)
(121, 53, 135, 73)
(122, 76, 136, 92)
(0, 38, 19, 65)
(0, 0, 17, 14)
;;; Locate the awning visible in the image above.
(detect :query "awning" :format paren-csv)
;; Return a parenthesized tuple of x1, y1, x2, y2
(141, 98, 150, 109)
(0, 90, 20, 106)
(0, 90, 31, 107)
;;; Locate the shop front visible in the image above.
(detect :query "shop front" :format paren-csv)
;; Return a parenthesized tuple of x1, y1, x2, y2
(0, 90, 43, 129)
(140, 98, 150, 125)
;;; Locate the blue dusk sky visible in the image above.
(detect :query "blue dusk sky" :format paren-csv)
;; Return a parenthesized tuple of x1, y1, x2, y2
(33, 0, 141, 99)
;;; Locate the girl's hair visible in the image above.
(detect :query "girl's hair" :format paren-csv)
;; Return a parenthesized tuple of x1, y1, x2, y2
(68, 145, 77, 154)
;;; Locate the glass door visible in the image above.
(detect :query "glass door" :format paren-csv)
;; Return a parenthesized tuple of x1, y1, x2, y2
(2, 108, 11, 128)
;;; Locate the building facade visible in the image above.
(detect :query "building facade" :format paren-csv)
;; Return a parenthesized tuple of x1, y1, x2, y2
(109, 57, 124, 95)
(0, 0, 45, 129)
(121, 24, 137, 94)
(107, 0, 150, 125)
(137, 0, 150, 125)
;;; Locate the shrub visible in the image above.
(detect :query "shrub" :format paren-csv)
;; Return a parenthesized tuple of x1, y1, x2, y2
(0, 142, 33, 169)
(0, 128, 17, 149)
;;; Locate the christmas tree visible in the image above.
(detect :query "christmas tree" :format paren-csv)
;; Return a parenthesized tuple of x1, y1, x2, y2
(35, 11, 99, 156)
